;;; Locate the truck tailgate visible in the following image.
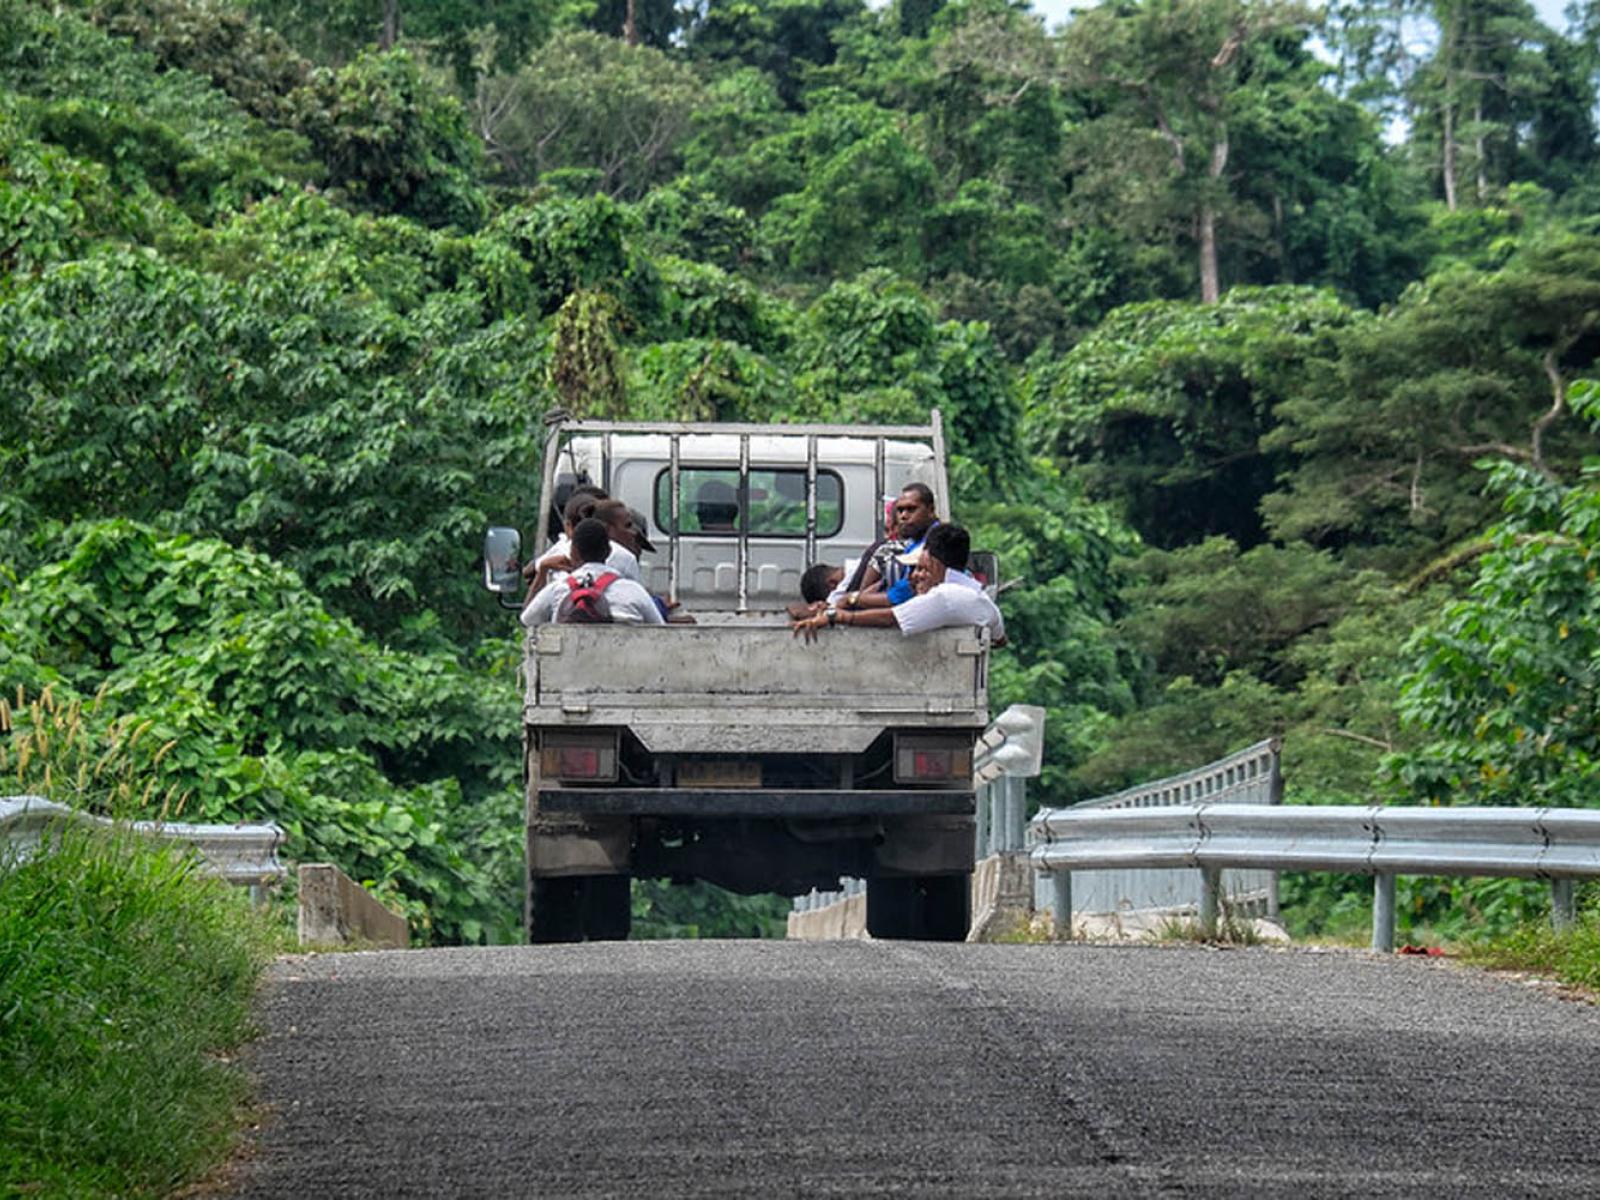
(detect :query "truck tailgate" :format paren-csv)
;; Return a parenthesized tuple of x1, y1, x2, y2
(525, 624, 988, 754)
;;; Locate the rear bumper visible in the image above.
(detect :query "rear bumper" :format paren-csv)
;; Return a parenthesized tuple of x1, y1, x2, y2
(538, 787, 975, 818)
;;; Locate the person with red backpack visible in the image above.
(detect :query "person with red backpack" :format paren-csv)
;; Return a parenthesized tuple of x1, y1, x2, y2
(520, 518, 665, 628)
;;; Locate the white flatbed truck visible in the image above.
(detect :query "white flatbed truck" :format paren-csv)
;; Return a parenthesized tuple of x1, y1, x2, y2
(483, 413, 993, 941)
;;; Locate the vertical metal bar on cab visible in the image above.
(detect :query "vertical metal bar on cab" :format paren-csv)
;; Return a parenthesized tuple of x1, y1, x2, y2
(669, 434, 681, 604)
(873, 437, 886, 540)
(930, 408, 951, 521)
(602, 432, 613, 496)
(737, 433, 750, 614)
(805, 434, 818, 566)
(535, 422, 564, 559)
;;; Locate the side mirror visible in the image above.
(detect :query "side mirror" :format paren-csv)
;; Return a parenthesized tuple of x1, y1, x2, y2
(483, 527, 523, 604)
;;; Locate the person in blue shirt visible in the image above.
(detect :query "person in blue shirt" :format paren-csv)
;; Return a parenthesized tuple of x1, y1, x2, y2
(828, 483, 939, 613)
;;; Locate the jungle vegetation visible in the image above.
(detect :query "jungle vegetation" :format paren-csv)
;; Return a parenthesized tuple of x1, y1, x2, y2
(3, 0, 1599, 942)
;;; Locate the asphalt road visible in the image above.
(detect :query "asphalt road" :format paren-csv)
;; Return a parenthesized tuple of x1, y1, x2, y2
(226, 941, 1600, 1197)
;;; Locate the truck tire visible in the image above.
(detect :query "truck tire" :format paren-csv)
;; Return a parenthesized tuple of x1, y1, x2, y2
(866, 877, 915, 939)
(529, 878, 585, 943)
(582, 874, 632, 941)
(529, 876, 632, 943)
(914, 874, 971, 942)
(867, 875, 970, 942)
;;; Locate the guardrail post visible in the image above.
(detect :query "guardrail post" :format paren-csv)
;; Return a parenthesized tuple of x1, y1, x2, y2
(1005, 778, 1027, 853)
(1551, 878, 1576, 932)
(1051, 871, 1071, 939)
(975, 781, 990, 859)
(1372, 873, 1396, 953)
(1199, 867, 1221, 937)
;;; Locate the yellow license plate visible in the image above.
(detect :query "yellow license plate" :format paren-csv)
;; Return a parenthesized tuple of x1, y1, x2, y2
(676, 761, 762, 788)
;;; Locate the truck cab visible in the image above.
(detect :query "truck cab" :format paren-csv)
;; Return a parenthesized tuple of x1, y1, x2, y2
(484, 413, 992, 942)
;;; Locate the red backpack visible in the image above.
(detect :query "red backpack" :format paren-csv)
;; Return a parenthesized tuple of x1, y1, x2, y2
(555, 570, 620, 624)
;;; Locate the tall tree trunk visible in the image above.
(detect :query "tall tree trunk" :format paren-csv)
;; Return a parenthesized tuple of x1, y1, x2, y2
(381, 0, 400, 49)
(1198, 133, 1229, 304)
(623, 0, 639, 47)
(1474, 99, 1487, 201)
(1198, 205, 1220, 303)
(1438, 7, 1459, 211)
(1273, 193, 1289, 281)
(1441, 99, 1457, 211)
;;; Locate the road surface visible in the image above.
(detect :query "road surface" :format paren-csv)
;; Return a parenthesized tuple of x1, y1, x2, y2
(225, 941, 1600, 1196)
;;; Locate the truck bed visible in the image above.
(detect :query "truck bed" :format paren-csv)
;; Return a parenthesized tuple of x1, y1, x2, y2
(524, 622, 989, 755)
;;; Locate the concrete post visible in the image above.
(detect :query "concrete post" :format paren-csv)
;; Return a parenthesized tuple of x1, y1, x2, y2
(1051, 871, 1072, 939)
(1551, 878, 1576, 932)
(1199, 867, 1221, 938)
(1372, 873, 1396, 953)
(975, 781, 990, 859)
(298, 863, 409, 949)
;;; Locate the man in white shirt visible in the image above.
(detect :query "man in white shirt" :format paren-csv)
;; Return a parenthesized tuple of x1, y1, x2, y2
(521, 519, 665, 627)
(524, 491, 643, 602)
(791, 523, 1004, 644)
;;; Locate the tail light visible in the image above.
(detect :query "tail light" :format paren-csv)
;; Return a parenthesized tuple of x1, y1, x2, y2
(893, 734, 973, 786)
(540, 731, 619, 783)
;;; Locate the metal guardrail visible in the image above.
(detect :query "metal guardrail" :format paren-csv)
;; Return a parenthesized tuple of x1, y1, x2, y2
(1, 795, 285, 903)
(1033, 739, 1281, 921)
(1032, 802, 1599, 951)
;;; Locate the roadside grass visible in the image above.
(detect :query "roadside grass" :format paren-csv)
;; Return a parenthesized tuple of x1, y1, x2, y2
(0, 826, 277, 1198)
(1461, 909, 1600, 995)
(1149, 906, 1266, 948)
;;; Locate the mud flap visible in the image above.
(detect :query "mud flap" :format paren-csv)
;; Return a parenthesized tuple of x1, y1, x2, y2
(871, 814, 975, 877)
(526, 815, 632, 876)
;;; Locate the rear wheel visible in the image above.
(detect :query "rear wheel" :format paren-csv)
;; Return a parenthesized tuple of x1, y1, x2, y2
(529, 875, 633, 943)
(582, 874, 633, 941)
(529, 877, 585, 943)
(867, 874, 969, 941)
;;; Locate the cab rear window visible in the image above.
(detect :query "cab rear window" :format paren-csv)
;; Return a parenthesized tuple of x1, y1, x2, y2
(654, 467, 843, 537)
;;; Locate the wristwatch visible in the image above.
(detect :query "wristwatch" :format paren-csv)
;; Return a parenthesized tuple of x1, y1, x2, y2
(825, 607, 839, 626)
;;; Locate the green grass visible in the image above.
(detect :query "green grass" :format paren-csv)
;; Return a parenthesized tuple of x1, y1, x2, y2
(0, 826, 277, 1197)
(1463, 909, 1600, 995)
(1148, 908, 1266, 948)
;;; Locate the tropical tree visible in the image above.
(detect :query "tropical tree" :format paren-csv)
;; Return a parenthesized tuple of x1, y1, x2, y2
(1057, 0, 1316, 302)
(1388, 382, 1600, 807)
(1264, 235, 1600, 555)
(1035, 285, 1357, 548)
(472, 31, 703, 198)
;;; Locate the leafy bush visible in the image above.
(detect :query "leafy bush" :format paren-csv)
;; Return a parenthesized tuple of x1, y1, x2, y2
(0, 524, 524, 942)
(1467, 894, 1600, 991)
(1389, 382, 1600, 807)
(632, 880, 790, 939)
(0, 244, 542, 645)
(283, 49, 485, 229)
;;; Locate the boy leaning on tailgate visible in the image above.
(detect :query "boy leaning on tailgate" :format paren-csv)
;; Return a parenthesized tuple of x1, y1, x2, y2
(521, 519, 665, 628)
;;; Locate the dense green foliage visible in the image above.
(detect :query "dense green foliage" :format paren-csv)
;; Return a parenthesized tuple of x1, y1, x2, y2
(0, 825, 276, 1196)
(2, 0, 1599, 947)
